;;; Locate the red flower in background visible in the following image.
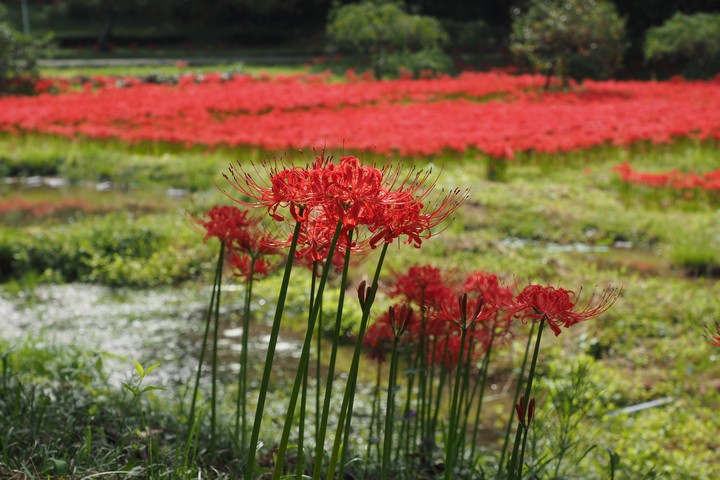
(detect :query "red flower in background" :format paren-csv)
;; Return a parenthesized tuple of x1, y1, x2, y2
(230, 253, 273, 281)
(363, 309, 394, 363)
(506, 284, 620, 336)
(199, 205, 282, 284)
(463, 271, 514, 315)
(705, 321, 720, 347)
(388, 264, 453, 311)
(614, 163, 720, 193)
(5, 73, 720, 159)
(200, 205, 252, 246)
(199, 205, 280, 256)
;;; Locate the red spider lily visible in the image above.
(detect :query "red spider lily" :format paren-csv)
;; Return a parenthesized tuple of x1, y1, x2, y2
(444, 293, 497, 329)
(463, 271, 514, 311)
(224, 159, 318, 222)
(229, 253, 274, 282)
(429, 334, 476, 371)
(368, 187, 467, 248)
(505, 284, 621, 336)
(226, 153, 463, 258)
(199, 205, 253, 246)
(363, 310, 394, 363)
(293, 217, 368, 270)
(199, 205, 281, 257)
(315, 155, 385, 230)
(388, 264, 453, 312)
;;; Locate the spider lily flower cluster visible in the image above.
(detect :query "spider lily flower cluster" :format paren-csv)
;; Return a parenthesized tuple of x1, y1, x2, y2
(190, 152, 619, 479)
(361, 267, 619, 479)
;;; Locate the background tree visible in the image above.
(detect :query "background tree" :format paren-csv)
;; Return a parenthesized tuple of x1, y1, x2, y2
(510, 0, 626, 88)
(644, 12, 720, 78)
(0, 4, 50, 92)
(326, 0, 451, 78)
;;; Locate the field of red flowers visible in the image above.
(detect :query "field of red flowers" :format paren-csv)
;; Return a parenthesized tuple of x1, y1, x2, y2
(614, 162, 720, 192)
(2, 72, 720, 158)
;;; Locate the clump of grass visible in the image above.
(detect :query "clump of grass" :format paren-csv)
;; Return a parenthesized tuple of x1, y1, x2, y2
(0, 212, 209, 286)
(667, 220, 720, 277)
(0, 343, 198, 477)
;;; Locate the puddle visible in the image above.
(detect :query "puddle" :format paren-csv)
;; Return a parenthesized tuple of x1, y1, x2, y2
(0, 283, 307, 387)
(500, 237, 612, 253)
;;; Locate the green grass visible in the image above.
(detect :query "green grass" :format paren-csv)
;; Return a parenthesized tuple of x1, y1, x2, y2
(39, 62, 318, 80)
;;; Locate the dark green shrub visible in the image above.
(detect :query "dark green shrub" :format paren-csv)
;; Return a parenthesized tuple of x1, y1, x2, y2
(0, 5, 51, 92)
(441, 19, 494, 51)
(326, 0, 451, 78)
(510, 0, 626, 88)
(644, 12, 720, 78)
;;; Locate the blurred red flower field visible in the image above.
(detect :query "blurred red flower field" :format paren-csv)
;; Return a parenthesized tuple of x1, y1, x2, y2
(2, 72, 720, 158)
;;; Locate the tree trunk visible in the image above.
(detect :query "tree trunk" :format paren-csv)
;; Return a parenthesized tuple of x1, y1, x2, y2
(97, 0, 116, 52)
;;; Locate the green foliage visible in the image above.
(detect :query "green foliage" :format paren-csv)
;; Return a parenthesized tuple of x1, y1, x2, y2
(0, 213, 206, 286)
(644, 12, 720, 78)
(510, 0, 626, 87)
(326, 0, 451, 77)
(667, 219, 720, 276)
(0, 133, 226, 191)
(0, 5, 51, 92)
(0, 342, 210, 477)
(441, 19, 493, 51)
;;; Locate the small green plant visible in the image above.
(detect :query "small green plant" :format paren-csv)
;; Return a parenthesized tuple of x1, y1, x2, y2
(510, 0, 626, 88)
(645, 12, 720, 78)
(326, 0, 451, 78)
(122, 360, 165, 478)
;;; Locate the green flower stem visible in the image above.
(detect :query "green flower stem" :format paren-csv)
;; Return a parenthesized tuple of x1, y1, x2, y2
(444, 325, 469, 480)
(298, 265, 318, 479)
(398, 344, 420, 464)
(297, 361, 308, 477)
(381, 335, 402, 480)
(187, 241, 224, 438)
(507, 424, 524, 480)
(430, 337, 450, 440)
(272, 221, 344, 479)
(312, 262, 320, 448)
(498, 322, 536, 476)
(515, 318, 545, 476)
(312, 231, 353, 479)
(208, 241, 224, 456)
(244, 220, 303, 480)
(325, 242, 389, 480)
(469, 330, 496, 464)
(517, 422, 530, 480)
(366, 360, 382, 466)
(413, 310, 429, 462)
(234, 256, 256, 451)
(339, 397, 354, 479)
(454, 333, 475, 461)
(423, 334, 437, 443)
